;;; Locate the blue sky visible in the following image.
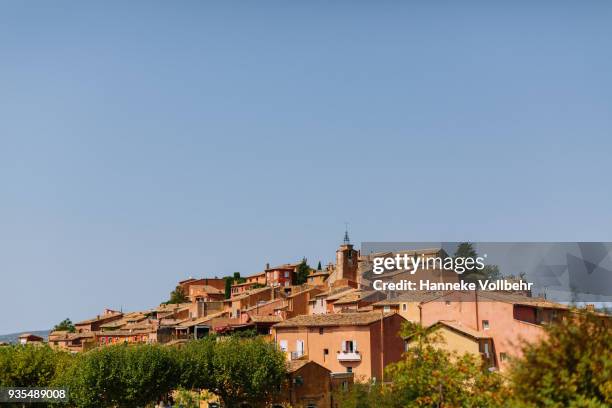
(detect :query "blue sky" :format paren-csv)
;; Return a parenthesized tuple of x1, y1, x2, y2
(1, 1, 611, 333)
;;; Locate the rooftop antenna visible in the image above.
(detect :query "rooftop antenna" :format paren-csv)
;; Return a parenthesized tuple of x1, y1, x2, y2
(343, 222, 350, 244)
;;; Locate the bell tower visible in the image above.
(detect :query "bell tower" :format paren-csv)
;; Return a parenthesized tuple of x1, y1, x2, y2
(336, 227, 358, 282)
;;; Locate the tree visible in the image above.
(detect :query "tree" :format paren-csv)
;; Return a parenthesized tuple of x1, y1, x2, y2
(317, 261, 322, 270)
(178, 337, 215, 391)
(53, 318, 76, 333)
(509, 310, 611, 407)
(61, 344, 180, 408)
(209, 336, 286, 407)
(0, 344, 72, 388)
(454, 242, 501, 283)
(224, 277, 233, 299)
(167, 285, 188, 304)
(334, 321, 506, 407)
(295, 258, 310, 285)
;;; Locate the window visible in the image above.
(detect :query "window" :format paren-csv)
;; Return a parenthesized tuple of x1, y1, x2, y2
(482, 320, 490, 330)
(343, 340, 355, 352)
(319, 327, 324, 335)
(404, 340, 409, 352)
(445, 300, 451, 305)
(483, 342, 490, 358)
(324, 348, 329, 355)
(296, 340, 305, 356)
(342, 381, 348, 391)
(500, 352, 508, 362)
(279, 340, 288, 352)
(347, 367, 352, 373)
(285, 271, 289, 278)
(383, 306, 390, 313)
(402, 303, 407, 311)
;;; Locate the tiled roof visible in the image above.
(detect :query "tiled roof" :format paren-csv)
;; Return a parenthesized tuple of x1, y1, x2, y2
(287, 360, 309, 372)
(333, 290, 380, 305)
(196, 285, 224, 294)
(154, 303, 191, 313)
(325, 288, 359, 302)
(176, 312, 227, 328)
(230, 286, 271, 301)
(75, 312, 123, 326)
(477, 292, 570, 309)
(430, 320, 490, 339)
(250, 315, 283, 323)
(274, 311, 396, 328)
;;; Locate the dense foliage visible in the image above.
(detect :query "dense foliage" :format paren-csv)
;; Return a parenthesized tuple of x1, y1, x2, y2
(336, 314, 611, 408)
(166, 285, 188, 304)
(295, 257, 311, 284)
(509, 310, 611, 407)
(0, 344, 72, 388)
(53, 318, 76, 333)
(0, 335, 286, 408)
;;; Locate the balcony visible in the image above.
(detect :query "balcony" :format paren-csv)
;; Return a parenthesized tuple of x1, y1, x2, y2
(337, 350, 361, 361)
(290, 351, 305, 360)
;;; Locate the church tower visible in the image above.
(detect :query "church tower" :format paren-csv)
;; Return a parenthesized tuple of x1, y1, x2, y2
(336, 228, 358, 282)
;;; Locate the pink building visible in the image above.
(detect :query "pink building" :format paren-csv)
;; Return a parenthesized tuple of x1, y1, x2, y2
(420, 291, 569, 370)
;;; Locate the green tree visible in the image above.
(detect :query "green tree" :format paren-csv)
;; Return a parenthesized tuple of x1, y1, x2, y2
(317, 261, 322, 270)
(61, 344, 180, 408)
(295, 258, 310, 285)
(178, 337, 215, 391)
(454, 242, 501, 283)
(0, 344, 72, 388)
(209, 336, 286, 407)
(167, 285, 188, 304)
(509, 310, 611, 407)
(335, 321, 506, 408)
(224, 276, 233, 299)
(53, 318, 76, 333)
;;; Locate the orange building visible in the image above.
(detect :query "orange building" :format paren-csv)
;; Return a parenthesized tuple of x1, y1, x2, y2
(74, 309, 124, 333)
(272, 311, 406, 381)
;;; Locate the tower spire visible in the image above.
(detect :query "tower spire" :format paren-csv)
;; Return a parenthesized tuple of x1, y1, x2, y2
(343, 223, 350, 244)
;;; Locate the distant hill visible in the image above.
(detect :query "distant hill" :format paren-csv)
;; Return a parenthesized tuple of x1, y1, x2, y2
(0, 329, 51, 344)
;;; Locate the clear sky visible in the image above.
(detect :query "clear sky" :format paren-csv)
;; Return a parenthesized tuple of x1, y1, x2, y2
(1, 1, 611, 334)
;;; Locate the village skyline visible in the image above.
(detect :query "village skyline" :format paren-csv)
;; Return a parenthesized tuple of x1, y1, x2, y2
(3, 2, 612, 337)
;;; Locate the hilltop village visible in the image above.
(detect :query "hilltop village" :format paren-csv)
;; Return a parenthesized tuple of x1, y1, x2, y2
(15, 236, 599, 407)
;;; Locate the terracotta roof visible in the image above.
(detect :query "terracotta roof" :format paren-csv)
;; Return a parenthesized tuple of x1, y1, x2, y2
(274, 311, 397, 328)
(176, 312, 227, 328)
(333, 290, 381, 305)
(155, 303, 191, 313)
(49, 331, 94, 341)
(99, 312, 149, 329)
(430, 320, 491, 339)
(250, 315, 283, 323)
(231, 281, 258, 287)
(326, 288, 359, 302)
(195, 285, 224, 294)
(95, 329, 152, 336)
(230, 286, 271, 301)
(266, 262, 300, 271)
(75, 312, 123, 326)
(245, 299, 285, 312)
(18, 333, 43, 339)
(477, 292, 570, 310)
(287, 359, 331, 373)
